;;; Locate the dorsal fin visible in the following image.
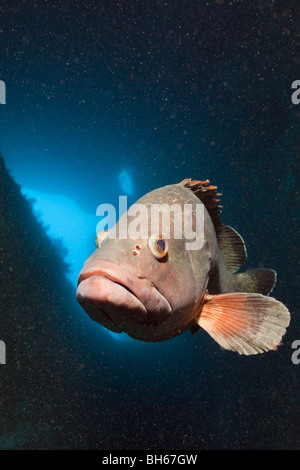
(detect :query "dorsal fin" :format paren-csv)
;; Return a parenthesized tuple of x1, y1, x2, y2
(179, 178, 223, 229)
(180, 179, 247, 272)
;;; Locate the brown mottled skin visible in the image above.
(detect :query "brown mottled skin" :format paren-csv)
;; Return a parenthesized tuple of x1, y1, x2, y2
(76, 181, 290, 353)
(77, 183, 228, 341)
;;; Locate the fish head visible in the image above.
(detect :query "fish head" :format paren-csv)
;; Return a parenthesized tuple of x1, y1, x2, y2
(76, 185, 213, 341)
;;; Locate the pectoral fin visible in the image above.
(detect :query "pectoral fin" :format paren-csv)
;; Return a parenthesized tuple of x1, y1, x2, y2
(195, 293, 290, 355)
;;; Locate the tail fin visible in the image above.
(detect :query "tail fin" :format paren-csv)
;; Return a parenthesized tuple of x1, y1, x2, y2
(196, 292, 290, 355)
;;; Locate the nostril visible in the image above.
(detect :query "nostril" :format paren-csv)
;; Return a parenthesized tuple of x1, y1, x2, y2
(132, 245, 142, 256)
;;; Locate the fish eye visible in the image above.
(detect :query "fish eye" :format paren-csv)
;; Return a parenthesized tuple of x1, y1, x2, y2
(148, 234, 168, 259)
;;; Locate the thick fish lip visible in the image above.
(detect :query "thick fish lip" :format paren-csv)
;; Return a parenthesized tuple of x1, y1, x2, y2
(76, 274, 148, 329)
(77, 259, 172, 326)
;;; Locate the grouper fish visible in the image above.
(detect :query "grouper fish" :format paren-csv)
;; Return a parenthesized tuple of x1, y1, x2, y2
(76, 179, 290, 355)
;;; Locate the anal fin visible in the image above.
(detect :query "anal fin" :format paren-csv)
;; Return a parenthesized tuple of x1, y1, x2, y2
(196, 293, 290, 355)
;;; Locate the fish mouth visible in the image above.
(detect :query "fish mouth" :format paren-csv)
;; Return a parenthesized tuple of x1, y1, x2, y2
(76, 259, 172, 333)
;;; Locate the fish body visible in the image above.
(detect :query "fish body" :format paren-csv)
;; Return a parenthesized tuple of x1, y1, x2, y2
(76, 179, 290, 354)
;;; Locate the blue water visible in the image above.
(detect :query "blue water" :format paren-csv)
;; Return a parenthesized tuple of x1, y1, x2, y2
(0, 0, 299, 450)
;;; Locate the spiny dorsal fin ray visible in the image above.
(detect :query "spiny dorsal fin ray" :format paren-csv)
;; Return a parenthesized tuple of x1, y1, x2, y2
(179, 179, 247, 272)
(179, 178, 223, 229)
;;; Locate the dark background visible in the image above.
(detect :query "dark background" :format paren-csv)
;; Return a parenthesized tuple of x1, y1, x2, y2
(0, 0, 299, 449)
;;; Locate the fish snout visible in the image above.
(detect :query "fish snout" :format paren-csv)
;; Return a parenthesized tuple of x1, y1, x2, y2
(76, 260, 172, 334)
